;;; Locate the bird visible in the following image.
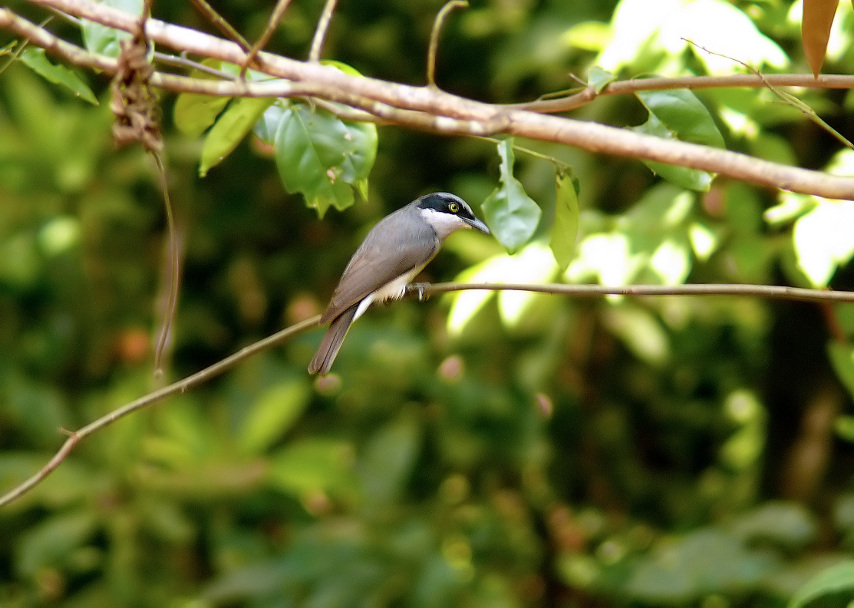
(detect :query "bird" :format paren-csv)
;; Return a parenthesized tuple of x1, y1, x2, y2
(308, 192, 490, 375)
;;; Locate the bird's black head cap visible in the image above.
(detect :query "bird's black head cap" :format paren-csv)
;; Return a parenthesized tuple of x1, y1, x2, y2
(415, 192, 490, 235)
(416, 192, 480, 222)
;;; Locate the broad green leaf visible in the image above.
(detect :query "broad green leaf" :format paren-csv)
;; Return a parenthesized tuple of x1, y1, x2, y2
(16, 511, 99, 577)
(81, 0, 143, 57)
(587, 66, 616, 93)
(173, 59, 233, 138)
(267, 439, 354, 497)
(549, 170, 579, 271)
(19, 49, 98, 105)
(637, 89, 726, 149)
(272, 102, 378, 217)
(358, 411, 421, 507)
(633, 89, 725, 191)
(238, 377, 311, 455)
(793, 200, 854, 287)
(482, 139, 541, 253)
(788, 561, 854, 608)
(633, 115, 712, 191)
(199, 97, 275, 176)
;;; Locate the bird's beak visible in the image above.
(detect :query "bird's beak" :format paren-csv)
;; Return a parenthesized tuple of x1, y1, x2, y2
(467, 217, 490, 234)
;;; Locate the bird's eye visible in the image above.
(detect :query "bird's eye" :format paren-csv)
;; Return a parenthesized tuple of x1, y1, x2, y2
(449, 202, 460, 213)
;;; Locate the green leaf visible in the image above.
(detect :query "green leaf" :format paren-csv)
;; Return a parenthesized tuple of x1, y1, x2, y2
(272, 102, 378, 217)
(173, 60, 233, 138)
(828, 342, 854, 404)
(788, 561, 854, 608)
(199, 97, 275, 176)
(587, 66, 616, 93)
(357, 411, 421, 507)
(238, 377, 311, 455)
(19, 49, 98, 105)
(482, 139, 541, 253)
(549, 170, 579, 271)
(638, 89, 726, 149)
(633, 89, 726, 191)
(81, 0, 143, 57)
(268, 439, 354, 497)
(16, 511, 99, 577)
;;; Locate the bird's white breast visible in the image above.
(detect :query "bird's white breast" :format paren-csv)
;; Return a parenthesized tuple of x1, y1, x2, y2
(353, 266, 423, 321)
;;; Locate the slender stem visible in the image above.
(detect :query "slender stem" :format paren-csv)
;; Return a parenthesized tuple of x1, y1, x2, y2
(408, 282, 854, 304)
(426, 0, 467, 87)
(308, 0, 338, 62)
(153, 51, 235, 79)
(189, 0, 249, 50)
(152, 153, 181, 380)
(241, 0, 292, 76)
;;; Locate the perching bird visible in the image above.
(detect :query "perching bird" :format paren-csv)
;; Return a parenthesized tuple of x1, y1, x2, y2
(308, 192, 490, 375)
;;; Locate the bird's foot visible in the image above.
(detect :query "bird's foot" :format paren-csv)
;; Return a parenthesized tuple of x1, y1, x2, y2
(409, 282, 429, 301)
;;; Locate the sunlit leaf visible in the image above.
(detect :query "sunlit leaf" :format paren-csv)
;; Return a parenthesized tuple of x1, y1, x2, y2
(173, 59, 233, 138)
(19, 49, 98, 105)
(788, 561, 854, 608)
(688, 221, 719, 261)
(549, 170, 579, 271)
(496, 243, 559, 328)
(238, 377, 311, 455)
(199, 97, 275, 176)
(272, 102, 378, 217)
(603, 305, 669, 366)
(81, 0, 143, 57)
(481, 139, 541, 253)
(648, 235, 691, 285)
(802, 0, 838, 77)
(793, 200, 854, 287)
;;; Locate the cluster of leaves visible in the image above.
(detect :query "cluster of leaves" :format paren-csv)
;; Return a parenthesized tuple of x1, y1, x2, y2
(2, 0, 854, 606)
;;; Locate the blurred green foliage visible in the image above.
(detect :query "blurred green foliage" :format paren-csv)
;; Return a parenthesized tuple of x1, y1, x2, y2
(2, 0, 854, 606)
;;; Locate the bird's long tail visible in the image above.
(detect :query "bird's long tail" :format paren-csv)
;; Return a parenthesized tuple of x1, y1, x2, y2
(308, 305, 358, 375)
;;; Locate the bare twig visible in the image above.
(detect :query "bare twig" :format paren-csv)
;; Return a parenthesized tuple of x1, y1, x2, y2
(0, 315, 321, 508)
(427, 0, 468, 87)
(153, 51, 236, 79)
(308, 0, 338, 62)
(7, 3, 854, 199)
(189, 0, 249, 50)
(408, 282, 854, 304)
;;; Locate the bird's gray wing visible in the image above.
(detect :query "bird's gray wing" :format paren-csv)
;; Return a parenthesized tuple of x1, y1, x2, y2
(320, 210, 439, 324)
